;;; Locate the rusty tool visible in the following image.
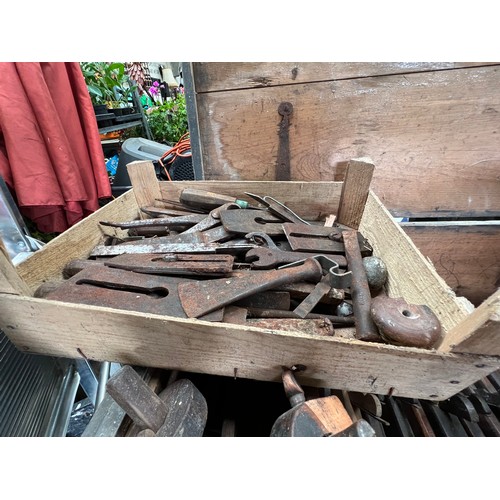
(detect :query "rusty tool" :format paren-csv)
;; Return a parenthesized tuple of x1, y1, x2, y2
(99, 213, 206, 230)
(181, 203, 240, 234)
(179, 202, 240, 243)
(104, 253, 235, 278)
(178, 257, 323, 318)
(270, 367, 372, 437)
(363, 255, 388, 291)
(89, 238, 258, 257)
(370, 294, 442, 349)
(244, 192, 310, 225)
(179, 188, 252, 210)
(141, 206, 204, 218)
(219, 209, 285, 236)
(343, 229, 382, 342)
(234, 291, 291, 311)
(246, 308, 355, 326)
(357, 254, 442, 348)
(398, 398, 436, 437)
(44, 266, 224, 322)
(245, 246, 347, 270)
(279, 255, 351, 318)
(275, 102, 293, 181)
(282, 222, 373, 255)
(127, 226, 171, 237)
(62, 258, 108, 278)
(106, 365, 208, 437)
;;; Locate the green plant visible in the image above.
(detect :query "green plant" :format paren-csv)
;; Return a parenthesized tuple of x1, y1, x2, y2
(80, 62, 136, 107)
(146, 94, 188, 144)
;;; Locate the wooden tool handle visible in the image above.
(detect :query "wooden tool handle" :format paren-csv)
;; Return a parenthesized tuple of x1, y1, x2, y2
(180, 188, 248, 210)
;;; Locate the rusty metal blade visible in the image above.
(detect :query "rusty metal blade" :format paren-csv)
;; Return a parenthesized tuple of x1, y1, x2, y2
(99, 213, 206, 229)
(219, 209, 284, 236)
(283, 222, 373, 255)
(44, 266, 224, 321)
(104, 253, 234, 277)
(178, 258, 323, 318)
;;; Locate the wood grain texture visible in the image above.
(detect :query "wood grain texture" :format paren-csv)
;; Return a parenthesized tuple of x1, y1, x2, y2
(439, 289, 500, 355)
(127, 160, 162, 213)
(194, 65, 500, 217)
(402, 222, 500, 306)
(0, 243, 31, 295)
(306, 396, 352, 434)
(192, 63, 498, 92)
(360, 191, 475, 334)
(158, 180, 344, 221)
(336, 157, 375, 229)
(0, 294, 498, 401)
(15, 190, 139, 293)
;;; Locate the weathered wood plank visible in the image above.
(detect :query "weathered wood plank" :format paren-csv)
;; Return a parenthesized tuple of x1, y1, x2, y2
(194, 65, 500, 217)
(1, 294, 498, 401)
(0, 241, 31, 296)
(157, 180, 344, 221)
(192, 62, 498, 92)
(402, 222, 500, 306)
(360, 191, 475, 334)
(336, 157, 375, 229)
(15, 190, 139, 292)
(127, 160, 162, 213)
(439, 289, 500, 355)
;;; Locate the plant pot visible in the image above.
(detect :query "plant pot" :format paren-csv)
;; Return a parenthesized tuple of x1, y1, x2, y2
(122, 107, 135, 115)
(93, 104, 107, 115)
(108, 108, 124, 116)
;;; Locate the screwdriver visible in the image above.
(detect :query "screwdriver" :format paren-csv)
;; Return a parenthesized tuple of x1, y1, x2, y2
(179, 188, 254, 210)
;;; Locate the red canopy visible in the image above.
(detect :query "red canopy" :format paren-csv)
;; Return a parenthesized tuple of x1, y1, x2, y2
(0, 62, 112, 233)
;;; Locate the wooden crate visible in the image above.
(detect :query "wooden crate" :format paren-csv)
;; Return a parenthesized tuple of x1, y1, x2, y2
(0, 160, 499, 401)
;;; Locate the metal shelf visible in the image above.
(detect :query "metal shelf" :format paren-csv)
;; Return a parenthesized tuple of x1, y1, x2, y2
(98, 120, 143, 135)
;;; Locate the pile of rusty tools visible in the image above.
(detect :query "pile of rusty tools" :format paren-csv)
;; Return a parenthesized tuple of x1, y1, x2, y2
(38, 186, 443, 348)
(37, 186, 447, 437)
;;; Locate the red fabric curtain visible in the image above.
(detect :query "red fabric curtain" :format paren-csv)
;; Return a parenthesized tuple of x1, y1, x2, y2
(0, 62, 112, 233)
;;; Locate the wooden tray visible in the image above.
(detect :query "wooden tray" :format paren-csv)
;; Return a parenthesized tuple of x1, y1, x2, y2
(1, 160, 499, 401)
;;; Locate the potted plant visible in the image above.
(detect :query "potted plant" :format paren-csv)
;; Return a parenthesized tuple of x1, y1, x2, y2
(80, 62, 134, 115)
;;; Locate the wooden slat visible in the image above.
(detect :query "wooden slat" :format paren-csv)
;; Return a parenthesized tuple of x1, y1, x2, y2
(192, 62, 498, 92)
(15, 190, 139, 292)
(194, 65, 500, 218)
(127, 160, 162, 212)
(439, 289, 500, 355)
(158, 179, 344, 221)
(359, 191, 474, 334)
(0, 294, 498, 401)
(336, 157, 375, 229)
(0, 241, 31, 296)
(402, 222, 500, 306)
